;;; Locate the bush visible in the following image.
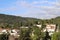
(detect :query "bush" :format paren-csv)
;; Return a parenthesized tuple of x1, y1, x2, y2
(0, 33, 9, 40)
(51, 32, 60, 40)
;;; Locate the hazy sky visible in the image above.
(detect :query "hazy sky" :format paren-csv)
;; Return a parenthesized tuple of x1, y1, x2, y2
(0, 0, 60, 19)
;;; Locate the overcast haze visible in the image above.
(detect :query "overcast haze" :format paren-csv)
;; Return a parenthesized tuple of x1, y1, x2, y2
(0, 0, 60, 19)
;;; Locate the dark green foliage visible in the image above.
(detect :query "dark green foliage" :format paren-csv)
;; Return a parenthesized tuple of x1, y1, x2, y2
(19, 27, 32, 40)
(0, 14, 40, 28)
(51, 32, 60, 40)
(0, 33, 9, 40)
(43, 31, 51, 40)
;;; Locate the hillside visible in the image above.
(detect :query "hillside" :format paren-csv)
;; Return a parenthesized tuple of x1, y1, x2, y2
(0, 14, 60, 28)
(0, 14, 40, 28)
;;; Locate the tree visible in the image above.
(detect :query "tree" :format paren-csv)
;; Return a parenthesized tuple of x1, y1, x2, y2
(19, 27, 32, 40)
(0, 33, 9, 40)
(30, 26, 42, 40)
(51, 32, 60, 40)
(43, 31, 51, 40)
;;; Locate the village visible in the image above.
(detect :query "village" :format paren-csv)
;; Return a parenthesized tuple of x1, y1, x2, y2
(0, 22, 59, 40)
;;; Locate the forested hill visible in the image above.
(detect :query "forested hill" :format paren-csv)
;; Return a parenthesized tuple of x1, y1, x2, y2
(43, 16, 60, 25)
(0, 14, 40, 28)
(0, 14, 60, 28)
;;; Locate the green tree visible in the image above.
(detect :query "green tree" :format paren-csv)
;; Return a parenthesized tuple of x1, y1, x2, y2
(0, 33, 9, 40)
(30, 26, 41, 40)
(51, 32, 60, 40)
(19, 27, 32, 40)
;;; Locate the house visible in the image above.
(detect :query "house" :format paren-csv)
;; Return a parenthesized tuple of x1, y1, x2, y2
(9, 29, 20, 40)
(36, 24, 42, 28)
(43, 24, 56, 35)
(20, 26, 29, 28)
(0, 28, 20, 37)
(0, 28, 20, 40)
(9, 29, 20, 36)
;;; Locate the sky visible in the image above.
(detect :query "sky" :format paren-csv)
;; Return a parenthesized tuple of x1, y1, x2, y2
(0, 0, 60, 19)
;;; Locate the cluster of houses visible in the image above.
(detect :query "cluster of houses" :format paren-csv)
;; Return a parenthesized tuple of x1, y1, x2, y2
(20, 23, 59, 36)
(36, 24, 59, 36)
(0, 23, 59, 40)
(0, 28, 20, 36)
(0, 28, 20, 40)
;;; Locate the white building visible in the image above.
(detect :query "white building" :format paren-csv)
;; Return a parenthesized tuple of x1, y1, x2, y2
(43, 24, 56, 35)
(2, 29, 7, 33)
(20, 26, 29, 28)
(36, 25, 42, 28)
(0, 28, 20, 37)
